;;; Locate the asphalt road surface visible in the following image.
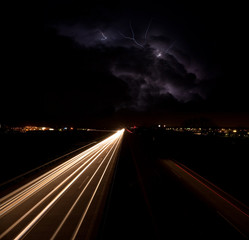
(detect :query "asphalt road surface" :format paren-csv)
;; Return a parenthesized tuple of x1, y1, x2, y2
(0, 129, 124, 240)
(161, 159, 249, 239)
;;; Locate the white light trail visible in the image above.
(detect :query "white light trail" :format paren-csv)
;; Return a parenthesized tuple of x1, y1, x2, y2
(0, 130, 124, 240)
(71, 129, 124, 240)
(51, 129, 124, 240)
(13, 139, 119, 240)
(0, 139, 115, 239)
(0, 136, 115, 216)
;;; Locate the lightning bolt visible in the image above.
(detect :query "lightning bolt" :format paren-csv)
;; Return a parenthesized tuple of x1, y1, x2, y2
(119, 19, 152, 48)
(144, 18, 152, 44)
(98, 30, 107, 41)
(155, 41, 176, 58)
(118, 19, 176, 58)
(165, 41, 175, 54)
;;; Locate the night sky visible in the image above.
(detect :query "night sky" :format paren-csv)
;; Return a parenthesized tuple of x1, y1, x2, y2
(2, 0, 249, 128)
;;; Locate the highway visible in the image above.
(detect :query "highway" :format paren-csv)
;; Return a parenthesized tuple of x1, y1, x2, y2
(0, 129, 124, 240)
(161, 159, 249, 239)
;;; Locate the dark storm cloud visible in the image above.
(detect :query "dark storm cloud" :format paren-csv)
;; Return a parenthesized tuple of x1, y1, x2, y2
(52, 17, 209, 113)
(37, 0, 249, 127)
(110, 45, 206, 109)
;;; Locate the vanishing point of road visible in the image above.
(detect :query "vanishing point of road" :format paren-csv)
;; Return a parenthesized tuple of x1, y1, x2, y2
(0, 129, 124, 240)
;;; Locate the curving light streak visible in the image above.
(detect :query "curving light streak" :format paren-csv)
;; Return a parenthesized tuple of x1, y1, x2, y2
(0, 141, 109, 217)
(0, 134, 118, 216)
(52, 129, 124, 240)
(71, 130, 123, 240)
(0, 130, 124, 240)
(13, 138, 120, 240)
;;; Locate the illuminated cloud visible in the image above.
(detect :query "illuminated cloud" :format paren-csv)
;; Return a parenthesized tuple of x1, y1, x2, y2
(111, 48, 205, 110)
(53, 19, 208, 113)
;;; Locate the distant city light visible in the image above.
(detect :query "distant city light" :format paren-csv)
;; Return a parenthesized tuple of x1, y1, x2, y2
(4, 125, 249, 138)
